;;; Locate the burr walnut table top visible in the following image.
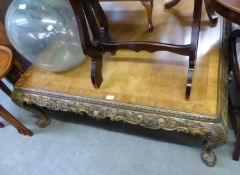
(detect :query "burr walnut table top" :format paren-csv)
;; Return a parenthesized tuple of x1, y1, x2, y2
(13, 9, 225, 118)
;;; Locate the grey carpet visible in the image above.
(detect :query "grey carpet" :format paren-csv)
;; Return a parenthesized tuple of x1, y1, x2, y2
(0, 79, 239, 175)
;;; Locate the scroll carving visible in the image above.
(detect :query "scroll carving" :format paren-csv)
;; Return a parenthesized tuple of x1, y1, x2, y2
(12, 89, 227, 145)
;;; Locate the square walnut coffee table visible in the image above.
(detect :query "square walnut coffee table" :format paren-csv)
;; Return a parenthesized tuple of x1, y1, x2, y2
(11, 2, 228, 167)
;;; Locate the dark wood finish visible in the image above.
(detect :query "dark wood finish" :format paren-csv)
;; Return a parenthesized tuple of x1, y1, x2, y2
(228, 96, 238, 136)
(204, 0, 218, 24)
(0, 80, 11, 97)
(100, 0, 153, 30)
(0, 46, 33, 136)
(69, 0, 204, 99)
(186, 0, 202, 98)
(229, 25, 240, 161)
(233, 130, 240, 161)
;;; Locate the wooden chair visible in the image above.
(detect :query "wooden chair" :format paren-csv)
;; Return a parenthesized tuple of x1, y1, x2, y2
(100, 0, 153, 30)
(229, 24, 240, 161)
(203, 0, 240, 161)
(0, 45, 33, 136)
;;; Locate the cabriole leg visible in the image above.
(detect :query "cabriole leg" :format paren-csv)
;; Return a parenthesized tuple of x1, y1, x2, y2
(201, 140, 217, 167)
(201, 125, 228, 167)
(141, 0, 154, 31)
(22, 103, 50, 128)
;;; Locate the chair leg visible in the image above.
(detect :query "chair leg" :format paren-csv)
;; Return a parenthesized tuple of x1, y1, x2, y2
(228, 97, 240, 161)
(228, 96, 239, 136)
(204, 0, 218, 24)
(141, 0, 153, 31)
(164, 0, 181, 9)
(0, 80, 12, 97)
(0, 104, 33, 136)
(233, 129, 240, 161)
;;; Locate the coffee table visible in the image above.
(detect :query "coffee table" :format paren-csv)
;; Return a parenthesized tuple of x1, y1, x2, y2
(11, 2, 229, 166)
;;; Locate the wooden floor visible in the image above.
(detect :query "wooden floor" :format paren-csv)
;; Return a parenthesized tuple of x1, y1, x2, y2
(15, 0, 223, 116)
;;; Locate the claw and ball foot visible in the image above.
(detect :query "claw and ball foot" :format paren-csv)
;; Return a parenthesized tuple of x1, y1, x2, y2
(36, 117, 51, 128)
(201, 140, 217, 167)
(201, 148, 217, 167)
(22, 103, 50, 128)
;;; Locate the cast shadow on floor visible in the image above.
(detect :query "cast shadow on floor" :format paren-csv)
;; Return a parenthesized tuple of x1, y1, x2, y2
(40, 108, 204, 149)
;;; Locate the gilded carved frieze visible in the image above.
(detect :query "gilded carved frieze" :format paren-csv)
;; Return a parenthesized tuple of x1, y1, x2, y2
(12, 88, 227, 146)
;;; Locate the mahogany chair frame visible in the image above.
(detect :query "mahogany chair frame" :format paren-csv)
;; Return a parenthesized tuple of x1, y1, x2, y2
(69, 0, 204, 99)
(229, 25, 240, 161)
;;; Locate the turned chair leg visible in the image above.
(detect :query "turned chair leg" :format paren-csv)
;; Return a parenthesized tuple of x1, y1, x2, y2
(141, 0, 153, 31)
(0, 104, 33, 136)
